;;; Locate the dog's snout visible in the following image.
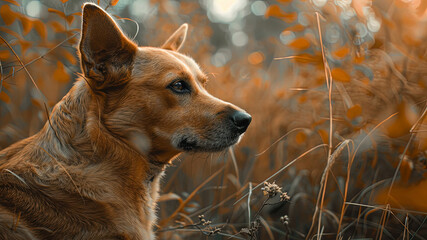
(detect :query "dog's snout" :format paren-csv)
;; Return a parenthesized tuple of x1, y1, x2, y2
(230, 111, 252, 133)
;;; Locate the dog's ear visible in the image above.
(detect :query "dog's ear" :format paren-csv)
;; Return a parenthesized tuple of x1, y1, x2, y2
(161, 24, 188, 51)
(79, 3, 137, 89)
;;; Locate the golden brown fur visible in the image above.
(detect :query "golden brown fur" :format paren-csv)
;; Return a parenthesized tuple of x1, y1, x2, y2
(0, 3, 251, 239)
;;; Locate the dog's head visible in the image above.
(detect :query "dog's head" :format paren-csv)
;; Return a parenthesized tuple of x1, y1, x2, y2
(78, 4, 251, 162)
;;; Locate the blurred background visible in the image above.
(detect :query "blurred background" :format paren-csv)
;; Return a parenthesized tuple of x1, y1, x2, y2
(0, 0, 426, 239)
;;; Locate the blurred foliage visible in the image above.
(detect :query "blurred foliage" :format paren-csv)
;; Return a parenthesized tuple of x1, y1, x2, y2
(0, 0, 427, 239)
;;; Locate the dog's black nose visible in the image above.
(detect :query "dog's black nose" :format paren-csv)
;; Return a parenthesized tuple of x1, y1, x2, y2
(231, 111, 252, 133)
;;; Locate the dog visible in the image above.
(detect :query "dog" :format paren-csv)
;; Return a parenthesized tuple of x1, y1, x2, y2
(0, 3, 251, 240)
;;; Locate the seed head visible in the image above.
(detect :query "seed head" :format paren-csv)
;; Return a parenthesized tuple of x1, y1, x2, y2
(261, 181, 282, 197)
(280, 215, 290, 225)
(280, 192, 290, 202)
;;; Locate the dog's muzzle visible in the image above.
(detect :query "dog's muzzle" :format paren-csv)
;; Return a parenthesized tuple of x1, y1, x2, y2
(171, 109, 252, 152)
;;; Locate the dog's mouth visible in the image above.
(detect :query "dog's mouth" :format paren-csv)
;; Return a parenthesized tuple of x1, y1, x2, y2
(177, 138, 198, 151)
(174, 132, 243, 152)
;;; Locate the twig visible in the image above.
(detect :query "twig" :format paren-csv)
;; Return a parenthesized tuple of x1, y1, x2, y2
(0, 36, 45, 99)
(3, 34, 78, 81)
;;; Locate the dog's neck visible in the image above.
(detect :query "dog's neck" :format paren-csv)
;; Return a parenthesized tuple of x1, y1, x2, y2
(44, 79, 169, 180)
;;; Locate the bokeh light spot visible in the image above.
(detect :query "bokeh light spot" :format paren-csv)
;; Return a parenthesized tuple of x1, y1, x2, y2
(232, 31, 248, 47)
(248, 51, 265, 65)
(211, 48, 232, 67)
(251, 1, 267, 16)
(205, 0, 247, 23)
(26, 1, 42, 18)
(279, 30, 295, 44)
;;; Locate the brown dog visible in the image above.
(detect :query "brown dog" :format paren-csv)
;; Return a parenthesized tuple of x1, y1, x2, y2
(0, 3, 251, 240)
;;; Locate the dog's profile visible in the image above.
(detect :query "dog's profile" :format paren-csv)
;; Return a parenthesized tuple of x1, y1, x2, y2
(0, 3, 251, 239)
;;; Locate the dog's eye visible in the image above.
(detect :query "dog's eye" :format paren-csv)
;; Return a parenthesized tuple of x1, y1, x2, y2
(168, 80, 190, 94)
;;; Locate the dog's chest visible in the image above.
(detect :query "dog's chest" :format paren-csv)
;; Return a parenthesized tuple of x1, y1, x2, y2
(113, 175, 161, 240)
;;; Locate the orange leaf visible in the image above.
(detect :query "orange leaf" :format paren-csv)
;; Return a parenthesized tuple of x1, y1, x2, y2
(283, 12, 297, 23)
(1, 81, 10, 91)
(48, 8, 66, 18)
(333, 46, 350, 59)
(0, 26, 20, 39)
(111, 0, 120, 6)
(19, 39, 32, 55)
(48, 8, 75, 24)
(295, 132, 307, 145)
(331, 68, 351, 82)
(353, 54, 364, 64)
(265, 5, 297, 23)
(284, 24, 305, 32)
(265, 5, 281, 18)
(275, 89, 286, 98)
(53, 61, 70, 83)
(311, 119, 327, 129)
(288, 37, 310, 50)
(31, 99, 42, 108)
(277, 0, 292, 3)
(298, 95, 307, 103)
(383, 102, 417, 138)
(346, 104, 362, 120)
(62, 50, 76, 65)
(0, 91, 10, 103)
(375, 179, 427, 212)
(0, 4, 18, 25)
(18, 16, 34, 35)
(33, 20, 47, 40)
(317, 129, 328, 144)
(65, 15, 74, 24)
(2, 0, 20, 6)
(60, 0, 69, 3)
(0, 50, 10, 60)
(50, 21, 66, 32)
